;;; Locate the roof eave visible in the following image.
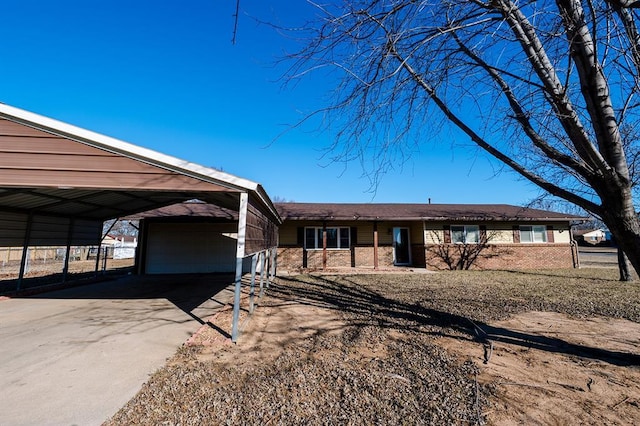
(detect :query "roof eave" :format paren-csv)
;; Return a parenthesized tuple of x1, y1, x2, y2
(255, 184, 282, 224)
(281, 215, 586, 222)
(422, 216, 587, 222)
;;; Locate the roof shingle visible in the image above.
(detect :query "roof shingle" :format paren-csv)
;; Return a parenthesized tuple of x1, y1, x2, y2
(275, 203, 586, 222)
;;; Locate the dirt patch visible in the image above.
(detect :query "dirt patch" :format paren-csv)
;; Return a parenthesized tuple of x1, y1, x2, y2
(185, 305, 640, 425)
(188, 299, 346, 367)
(107, 270, 640, 425)
(439, 311, 640, 425)
(108, 277, 482, 425)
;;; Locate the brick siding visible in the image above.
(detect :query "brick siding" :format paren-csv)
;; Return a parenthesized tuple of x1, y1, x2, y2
(425, 243, 576, 270)
(279, 243, 576, 271)
(353, 246, 394, 268)
(277, 246, 395, 270)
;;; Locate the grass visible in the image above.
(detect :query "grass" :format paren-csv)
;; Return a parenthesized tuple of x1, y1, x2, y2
(345, 268, 640, 323)
(105, 268, 640, 425)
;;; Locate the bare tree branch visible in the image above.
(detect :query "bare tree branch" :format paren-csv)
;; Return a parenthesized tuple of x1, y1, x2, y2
(376, 17, 603, 214)
(492, 0, 611, 176)
(282, 0, 640, 276)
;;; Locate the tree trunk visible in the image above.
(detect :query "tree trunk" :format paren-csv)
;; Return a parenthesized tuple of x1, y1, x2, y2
(617, 247, 632, 281)
(601, 198, 640, 281)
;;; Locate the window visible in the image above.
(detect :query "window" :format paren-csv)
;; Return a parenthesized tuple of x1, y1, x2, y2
(450, 225, 479, 244)
(305, 227, 350, 249)
(520, 225, 547, 243)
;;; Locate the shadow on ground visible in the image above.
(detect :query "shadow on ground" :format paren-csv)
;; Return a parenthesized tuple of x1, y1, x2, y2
(9, 273, 235, 336)
(0, 266, 134, 295)
(274, 274, 640, 367)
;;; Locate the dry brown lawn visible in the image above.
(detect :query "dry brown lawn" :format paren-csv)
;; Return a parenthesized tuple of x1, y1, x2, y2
(106, 269, 640, 425)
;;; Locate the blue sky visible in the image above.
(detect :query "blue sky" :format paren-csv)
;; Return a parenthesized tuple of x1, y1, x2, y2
(0, 0, 544, 205)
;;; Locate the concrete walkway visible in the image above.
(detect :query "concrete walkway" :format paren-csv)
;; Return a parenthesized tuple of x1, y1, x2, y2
(0, 274, 235, 426)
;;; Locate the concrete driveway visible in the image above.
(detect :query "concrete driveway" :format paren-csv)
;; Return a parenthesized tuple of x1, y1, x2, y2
(0, 274, 235, 426)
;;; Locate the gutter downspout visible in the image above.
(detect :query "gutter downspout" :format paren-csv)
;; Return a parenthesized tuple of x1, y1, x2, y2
(322, 221, 327, 270)
(569, 223, 580, 269)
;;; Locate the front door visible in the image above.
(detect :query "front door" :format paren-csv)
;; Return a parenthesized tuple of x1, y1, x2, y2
(393, 227, 411, 265)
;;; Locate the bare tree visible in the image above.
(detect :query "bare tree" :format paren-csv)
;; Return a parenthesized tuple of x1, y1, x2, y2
(271, 195, 295, 203)
(529, 195, 636, 279)
(285, 0, 640, 279)
(102, 219, 139, 238)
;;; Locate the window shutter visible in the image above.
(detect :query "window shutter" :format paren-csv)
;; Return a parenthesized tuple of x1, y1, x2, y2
(546, 225, 554, 243)
(443, 225, 451, 243)
(350, 227, 358, 246)
(297, 227, 304, 246)
(512, 225, 521, 243)
(480, 225, 487, 242)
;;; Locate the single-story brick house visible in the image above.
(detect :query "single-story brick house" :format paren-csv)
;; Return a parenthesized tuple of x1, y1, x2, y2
(276, 203, 585, 271)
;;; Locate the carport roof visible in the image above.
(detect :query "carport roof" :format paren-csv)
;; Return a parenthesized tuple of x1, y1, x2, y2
(0, 103, 280, 223)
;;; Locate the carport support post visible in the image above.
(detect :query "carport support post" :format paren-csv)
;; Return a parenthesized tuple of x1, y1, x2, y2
(17, 213, 33, 291)
(62, 219, 75, 283)
(270, 247, 277, 279)
(249, 253, 258, 314)
(267, 247, 276, 288)
(94, 245, 101, 277)
(102, 246, 108, 272)
(259, 251, 266, 298)
(231, 192, 248, 343)
(96, 219, 117, 277)
(264, 249, 270, 289)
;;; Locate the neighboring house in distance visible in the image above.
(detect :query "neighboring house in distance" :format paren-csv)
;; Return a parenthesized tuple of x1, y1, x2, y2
(103, 235, 138, 259)
(573, 229, 608, 246)
(276, 203, 585, 271)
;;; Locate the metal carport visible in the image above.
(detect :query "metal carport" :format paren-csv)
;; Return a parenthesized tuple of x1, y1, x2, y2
(0, 102, 281, 341)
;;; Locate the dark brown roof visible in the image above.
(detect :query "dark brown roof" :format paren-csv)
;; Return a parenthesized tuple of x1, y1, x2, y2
(275, 203, 586, 222)
(126, 200, 238, 220)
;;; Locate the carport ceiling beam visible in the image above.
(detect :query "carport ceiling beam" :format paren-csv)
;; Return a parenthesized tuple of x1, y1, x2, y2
(3, 190, 131, 217)
(0, 188, 35, 199)
(72, 201, 139, 220)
